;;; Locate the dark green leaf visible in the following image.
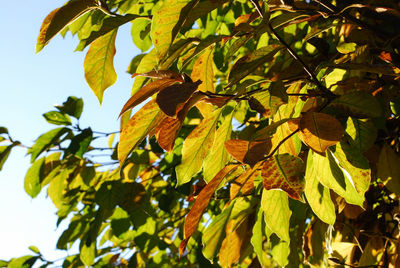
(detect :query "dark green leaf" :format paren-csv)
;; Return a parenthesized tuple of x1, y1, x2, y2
(66, 128, 93, 158)
(55, 96, 84, 119)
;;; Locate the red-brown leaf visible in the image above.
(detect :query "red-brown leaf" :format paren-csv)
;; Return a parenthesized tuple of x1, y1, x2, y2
(131, 70, 184, 82)
(119, 79, 177, 117)
(225, 139, 272, 166)
(156, 81, 202, 117)
(179, 164, 240, 256)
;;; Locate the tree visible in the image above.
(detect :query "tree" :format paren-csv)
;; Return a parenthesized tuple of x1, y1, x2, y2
(1, 0, 400, 266)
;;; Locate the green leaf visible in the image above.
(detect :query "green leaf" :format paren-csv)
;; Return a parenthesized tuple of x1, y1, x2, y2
(0, 127, 8, 135)
(55, 96, 84, 119)
(24, 157, 45, 198)
(336, 42, 357, 54)
(176, 108, 222, 185)
(131, 18, 152, 52)
(8, 255, 38, 268)
(304, 151, 336, 224)
(378, 143, 400, 195)
(312, 150, 364, 206)
(345, 117, 377, 152)
(251, 208, 269, 267)
(270, 234, 290, 267)
(329, 91, 382, 118)
(118, 100, 166, 166)
(48, 165, 76, 209)
(203, 107, 233, 182)
(150, 0, 196, 61)
(28, 127, 71, 163)
(80, 235, 96, 266)
(84, 29, 118, 103)
(66, 128, 93, 158)
(228, 45, 282, 86)
(191, 46, 215, 93)
(0, 145, 14, 171)
(261, 189, 291, 241)
(202, 202, 234, 260)
(76, 14, 138, 51)
(43, 111, 71, 125)
(36, 0, 98, 52)
(28, 246, 41, 254)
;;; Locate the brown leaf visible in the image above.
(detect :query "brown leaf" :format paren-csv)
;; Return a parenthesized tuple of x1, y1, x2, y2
(203, 96, 232, 107)
(262, 154, 305, 200)
(131, 70, 184, 82)
(298, 111, 344, 153)
(230, 168, 256, 200)
(156, 81, 202, 117)
(179, 164, 239, 256)
(119, 79, 177, 117)
(225, 139, 271, 166)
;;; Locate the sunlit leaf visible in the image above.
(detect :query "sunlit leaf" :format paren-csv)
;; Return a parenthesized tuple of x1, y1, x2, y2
(0, 145, 14, 171)
(175, 108, 222, 185)
(131, 18, 152, 52)
(225, 139, 271, 166)
(298, 111, 344, 153)
(329, 91, 382, 118)
(345, 117, 377, 152)
(43, 111, 71, 125)
(230, 168, 256, 199)
(262, 154, 305, 200)
(118, 100, 166, 165)
(179, 164, 239, 255)
(304, 151, 336, 224)
(270, 234, 290, 267)
(191, 46, 215, 93)
(84, 29, 118, 104)
(36, 0, 98, 52)
(24, 157, 45, 198)
(66, 128, 93, 158)
(251, 208, 269, 267)
(261, 189, 291, 241)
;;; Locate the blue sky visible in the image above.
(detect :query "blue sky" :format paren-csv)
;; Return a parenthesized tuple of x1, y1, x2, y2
(0, 1, 140, 262)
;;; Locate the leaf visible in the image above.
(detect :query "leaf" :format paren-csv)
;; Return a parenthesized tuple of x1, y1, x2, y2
(228, 45, 282, 86)
(76, 14, 139, 50)
(175, 108, 222, 185)
(191, 46, 215, 93)
(28, 246, 40, 254)
(303, 219, 328, 266)
(28, 127, 71, 163)
(251, 208, 269, 267)
(80, 235, 96, 266)
(312, 150, 364, 206)
(203, 108, 233, 182)
(119, 79, 177, 117)
(36, 0, 98, 52)
(262, 154, 305, 200)
(8, 255, 38, 268)
(304, 151, 336, 224)
(225, 139, 272, 166)
(55, 96, 84, 119)
(156, 80, 201, 117)
(202, 203, 234, 260)
(298, 111, 344, 153)
(150, 0, 194, 60)
(43, 111, 71, 125)
(377, 143, 400, 195)
(345, 117, 377, 152)
(182, 35, 225, 67)
(329, 91, 382, 118)
(219, 216, 252, 267)
(179, 164, 239, 255)
(270, 235, 290, 267)
(230, 168, 257, 199)
(66, 128, 93, 158)
(336, 42, 357, 54)
(261, 189, 291, 241)
(118, 100, 166, 165)
(0, 145, 14, 171)
(358, 237, 384, 266)
(84, 29, 118, 104)
(131, 18, 152, 52)
(24, 157, 45, 198)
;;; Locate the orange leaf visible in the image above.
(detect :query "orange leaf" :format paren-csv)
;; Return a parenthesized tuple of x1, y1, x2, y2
(298, 111, 344, 153)
(131, 70, 184, 82)
(179, 164, 239, 256)
(119, 79, 177, 117)
(156, 81, 202, 117)
(225, 139, 271, 166)
(230, 168, 257, 199)
(262, 154, 305, 200)
(203, 96, 232, 107)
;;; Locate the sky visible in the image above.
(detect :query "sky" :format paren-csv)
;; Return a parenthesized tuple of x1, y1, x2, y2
(0, 1, 140, 263)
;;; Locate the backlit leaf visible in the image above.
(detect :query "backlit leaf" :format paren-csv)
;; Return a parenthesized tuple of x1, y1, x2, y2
(251, 208, 269, 267)
(262, 154, 305, 200)
(270, 235, 290, 267)
(28, 127, 71, 163)
(225, 139, 272, 166)
(24, 157, 45, 198)
(84, 29, 118, 104)
(305, 151, 336, 224)
(43, 111, 71, 125)
(131, 18, 152, 52)
(261, 189, 291, 241)
(230, 168, 256, 200)
(329, 91, 382, 118)
(119, 79, 177, 117)
(118, 100, 166, 165)
(131, 70, 184, 81)
(298, 111, 344, 153)
(150, 0, 194, 60)
(175, 108, 222, 185)
(377, 143, 400, 195)
(66, 128, 93, 158)
(191, 46, 215, 93)
(203, 108, 233, 182)
(345, 117, 377, 152)
(156, 81, 201, 117)
(0, 145, 14, 171)
(179, 164, 239, 255)
(36, 0, 97, 52)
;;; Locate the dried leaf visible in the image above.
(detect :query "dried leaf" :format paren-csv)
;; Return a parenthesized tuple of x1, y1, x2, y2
(298, 111, 344, 153)
(230, 168, 256, 200)
(179, 164, 239, 255)
(131, 70, 184, 82)
(225, 139, 272, 166)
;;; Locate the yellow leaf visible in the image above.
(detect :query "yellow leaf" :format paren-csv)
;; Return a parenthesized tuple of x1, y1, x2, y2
(191, 46, 215, 93)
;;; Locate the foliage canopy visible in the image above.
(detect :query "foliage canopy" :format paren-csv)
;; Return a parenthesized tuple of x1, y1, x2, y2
(2, 0, 400, 267)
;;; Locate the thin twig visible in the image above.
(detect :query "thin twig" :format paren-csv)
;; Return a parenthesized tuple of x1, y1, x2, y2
(265, 129, 300, 159)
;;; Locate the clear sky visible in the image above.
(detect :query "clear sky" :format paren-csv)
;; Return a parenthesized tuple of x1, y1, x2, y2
(0, 1, 140, 263)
